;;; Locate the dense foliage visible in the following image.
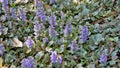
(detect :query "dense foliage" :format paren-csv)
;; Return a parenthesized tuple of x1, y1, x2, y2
(0, 0, 120, 68)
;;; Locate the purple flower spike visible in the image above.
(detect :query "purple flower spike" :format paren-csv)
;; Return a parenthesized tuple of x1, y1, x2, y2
(10, 8, 17, 19)
(25, 37, 34, 48)
(64, 24, 72, 37)
(0, 43, 5, 57)
(49, 14, 57, 27)
(34, 22, 41, 38)
(57, 55, 62, 64)
(36, 1, 47, 23)
(1, 0, 9, 12)
(43, 37, 49, 43)
(99, 53, 107, 65)
(20, 10, 27, 21)
(50, 51, 58, 63)
(49, 26, 56, 38)
(0, 24, 2, 32)
(21, 56, 36, 68)
(70, 41, 78, 52)
(50, 0, 56, 4)
(81, 26, 88, 43)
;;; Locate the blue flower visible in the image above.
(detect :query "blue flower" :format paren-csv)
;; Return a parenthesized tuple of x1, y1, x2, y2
(64, 24, 72, 37)
(10, 8, 17, 19)
(21, 56, 36, 68)
(49, 14, 57, 27)
(81, 26, 88, 43)
(49, 26, 56, 38)
(50, 0, 56, 4)
(50, 51, 58, 63)
(43, 37, 49, 43)
(36, 1, 47, 22)
(25, 37, 34, 48)
(0, 24, 2, 32)
(70, 41, 78, 52)
(34, 22, 41, 38)
(57, 55, 62, 64)
(1, 0, 9, 12)
(99, 53, 107, 65)
(19, 10, 26, 21)
(0, 43, 5, 57)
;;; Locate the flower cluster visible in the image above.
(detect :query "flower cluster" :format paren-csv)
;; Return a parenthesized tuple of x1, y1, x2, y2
(10, 8, 17, 19)
(99, 53, 107, 65)
(0, 43, 5, 57)
(1, 0, 9, 12)
(34, 22, 41, 38)
(21, 56, 36, 68)
(64, 24, 72, 37)
(70, 41, 78, 52)
(50, 0, 56, 4)
(81, 26, 88, 43)
(49, 26, 56, 38)
(25, 37, 35, 48)
(36, 1, 47, 22)
(19, 10, 26, 21)
(50, 51, 62, 64)
(49, 14, 57, 27)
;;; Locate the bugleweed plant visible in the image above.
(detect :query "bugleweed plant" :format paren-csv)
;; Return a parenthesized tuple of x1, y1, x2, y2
(0, 0, 120, 68)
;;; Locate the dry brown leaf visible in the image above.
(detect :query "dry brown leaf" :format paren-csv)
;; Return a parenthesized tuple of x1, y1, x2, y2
(12, 38, 23, 47)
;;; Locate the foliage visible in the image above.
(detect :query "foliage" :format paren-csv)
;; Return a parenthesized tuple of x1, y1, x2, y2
(0, 0, 120, 68)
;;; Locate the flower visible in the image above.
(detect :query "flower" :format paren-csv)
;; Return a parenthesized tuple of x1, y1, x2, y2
(49, 14, 57, 27)
(34, 22, 41, 38)
(81, 26, 88, 43)
(10, 8, 17, 19)
(21, 56, 36, 68)
(57, 55, 62, 64)
(19, 10, 26, 21)
(43, 37, 49, 43)
(50, 0, 56, 4)
(99, 53, 107, 65)
(64, 24, 72, 37)
(0, 43, 5, 57)
(1, 0, 9, 12)
(0, 24, 2, 32)
(50, 51, 58, 63)
(25, 37, 34, 48)
(36, 1, 47, 22)
(70, 41, 78, 52)
(49, 26, 56, 38)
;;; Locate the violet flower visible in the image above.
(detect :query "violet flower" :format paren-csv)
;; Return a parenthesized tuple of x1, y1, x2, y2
(1, 0, 9, 12)
(99, 53, 107, 65)
(70, 41, 78, 52)
(10, 8, 17, 19)
(25, 37, 34, 48)
(49, 14, 57, 27)
(36, 1, 47, 23)
(34, 22, 41, 38)
(49, 26, 56, 38)
(50, 0, 56, 4)
(43, 37, 49, 43)
(50, 51, 58, 63)
(64, 24, 72, 37)
(19, 10, 26, 21)
(21, 56, 36, 68)
(57, 55, 62, 64)
(0, 43, 5, 57)
(0, 24, 2, 32)
(81, 26, 88, 43)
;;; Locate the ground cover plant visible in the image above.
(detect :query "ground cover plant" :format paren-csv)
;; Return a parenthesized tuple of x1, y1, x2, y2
(0, 0, 120, 68)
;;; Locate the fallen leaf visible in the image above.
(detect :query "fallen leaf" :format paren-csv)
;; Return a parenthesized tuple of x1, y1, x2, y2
(12, 38, 23, 47)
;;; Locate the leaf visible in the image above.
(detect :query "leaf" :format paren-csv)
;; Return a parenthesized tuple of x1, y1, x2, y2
(12, 38, 23, 47)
